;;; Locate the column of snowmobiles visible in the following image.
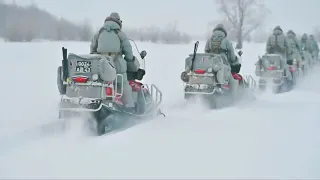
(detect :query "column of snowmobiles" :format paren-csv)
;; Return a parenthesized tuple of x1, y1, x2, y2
(180, 24, 319, 108)
(56, 13, 319, 136)
(255, 26, 319, 94)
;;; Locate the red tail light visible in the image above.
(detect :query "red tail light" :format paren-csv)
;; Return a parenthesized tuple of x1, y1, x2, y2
(289, 66, 295, 72)
(72, 76, 88, 83)
(194, 69, 205, 74)
(105, 81, 113, 96)
(267, 67, 275, 71)
(105, 87, 113, 96)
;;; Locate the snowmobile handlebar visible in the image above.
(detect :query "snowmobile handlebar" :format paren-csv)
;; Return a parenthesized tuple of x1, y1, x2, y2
(190, 41, 199, 71)
(129, 39, 147, 70)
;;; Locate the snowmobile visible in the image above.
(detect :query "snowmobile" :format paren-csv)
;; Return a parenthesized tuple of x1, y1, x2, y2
(181, 41, 256, 109)
(255, 54, 295, 93)
(57, 41, 164, 135)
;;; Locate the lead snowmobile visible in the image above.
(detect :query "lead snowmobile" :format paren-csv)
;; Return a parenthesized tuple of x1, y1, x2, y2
(255, 53, 296, 93)
(181, 41, 256, 109)
(57, 41, 164, 135)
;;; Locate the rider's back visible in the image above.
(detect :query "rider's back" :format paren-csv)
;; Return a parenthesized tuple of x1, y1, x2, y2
(286, 36, 298, 50)
(91, 15, 135, 74)
(97, 21, 121, 54)
(205, 25, 237, 66)
(266, 27, 287, 55)
(301, 39, 313, 53)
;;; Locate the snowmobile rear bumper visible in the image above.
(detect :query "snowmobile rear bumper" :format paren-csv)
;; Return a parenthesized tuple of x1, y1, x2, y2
(59, 95, 106, 112)
(258, 78, 284, 86)
(184, 84, 218, 95)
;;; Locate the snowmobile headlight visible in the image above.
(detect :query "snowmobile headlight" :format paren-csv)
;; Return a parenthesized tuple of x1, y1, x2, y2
(92, 74, 99, 81)
(207, 67, 213, 73)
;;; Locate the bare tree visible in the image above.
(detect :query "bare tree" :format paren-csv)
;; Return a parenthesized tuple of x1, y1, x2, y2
(215, 0, 270, 48)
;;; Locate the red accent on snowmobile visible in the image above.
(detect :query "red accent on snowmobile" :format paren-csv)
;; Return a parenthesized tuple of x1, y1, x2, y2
(114, 95, 123, 105)
(222, 84, 230, 90)
(267, 67, 275, 71)
(113, 80, 147, 106)
(289, 66, 295, 72)
(72, 76, 88, 83)
(104, 81, 114, 96)
(129, 80, 144, 92)
(105, 87, 113, 96)
(232, 73, 242, 81)
(194, 69, 205, 74)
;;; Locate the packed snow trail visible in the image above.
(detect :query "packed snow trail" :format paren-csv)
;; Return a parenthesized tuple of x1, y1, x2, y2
(0, 41, 319, 179)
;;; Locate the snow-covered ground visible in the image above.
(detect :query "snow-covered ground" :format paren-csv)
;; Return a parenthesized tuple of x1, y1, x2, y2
(0, 41, 319, 179)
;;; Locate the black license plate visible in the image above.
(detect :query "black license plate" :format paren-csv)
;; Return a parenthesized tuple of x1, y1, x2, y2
(76, 61, 91, 73)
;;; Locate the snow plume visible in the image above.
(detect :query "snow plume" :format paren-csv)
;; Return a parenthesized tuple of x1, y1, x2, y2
(0, 41, 319, 179)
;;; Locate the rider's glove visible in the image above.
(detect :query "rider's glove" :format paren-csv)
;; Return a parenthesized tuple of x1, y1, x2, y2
(136, 68, 145, 80)
(230, 64, 241, 73)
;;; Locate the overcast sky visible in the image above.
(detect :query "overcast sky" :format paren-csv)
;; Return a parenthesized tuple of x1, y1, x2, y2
(5, 0, 320, 36)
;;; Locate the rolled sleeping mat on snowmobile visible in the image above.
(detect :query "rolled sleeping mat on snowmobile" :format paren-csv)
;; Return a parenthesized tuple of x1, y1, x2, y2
(181, 71, 189, 82)
(99, 56, 117, 82)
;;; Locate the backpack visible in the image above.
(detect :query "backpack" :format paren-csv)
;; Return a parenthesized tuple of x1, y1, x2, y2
(270, 34, 285, 53)
(211, 35, 224, 54)
(92, 27, 122, 54)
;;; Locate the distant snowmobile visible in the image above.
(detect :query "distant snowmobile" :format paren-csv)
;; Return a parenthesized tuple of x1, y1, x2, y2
(57, 40, 165, 135)
(255, 53, 297, 93)
(181, 41, 256, 109)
